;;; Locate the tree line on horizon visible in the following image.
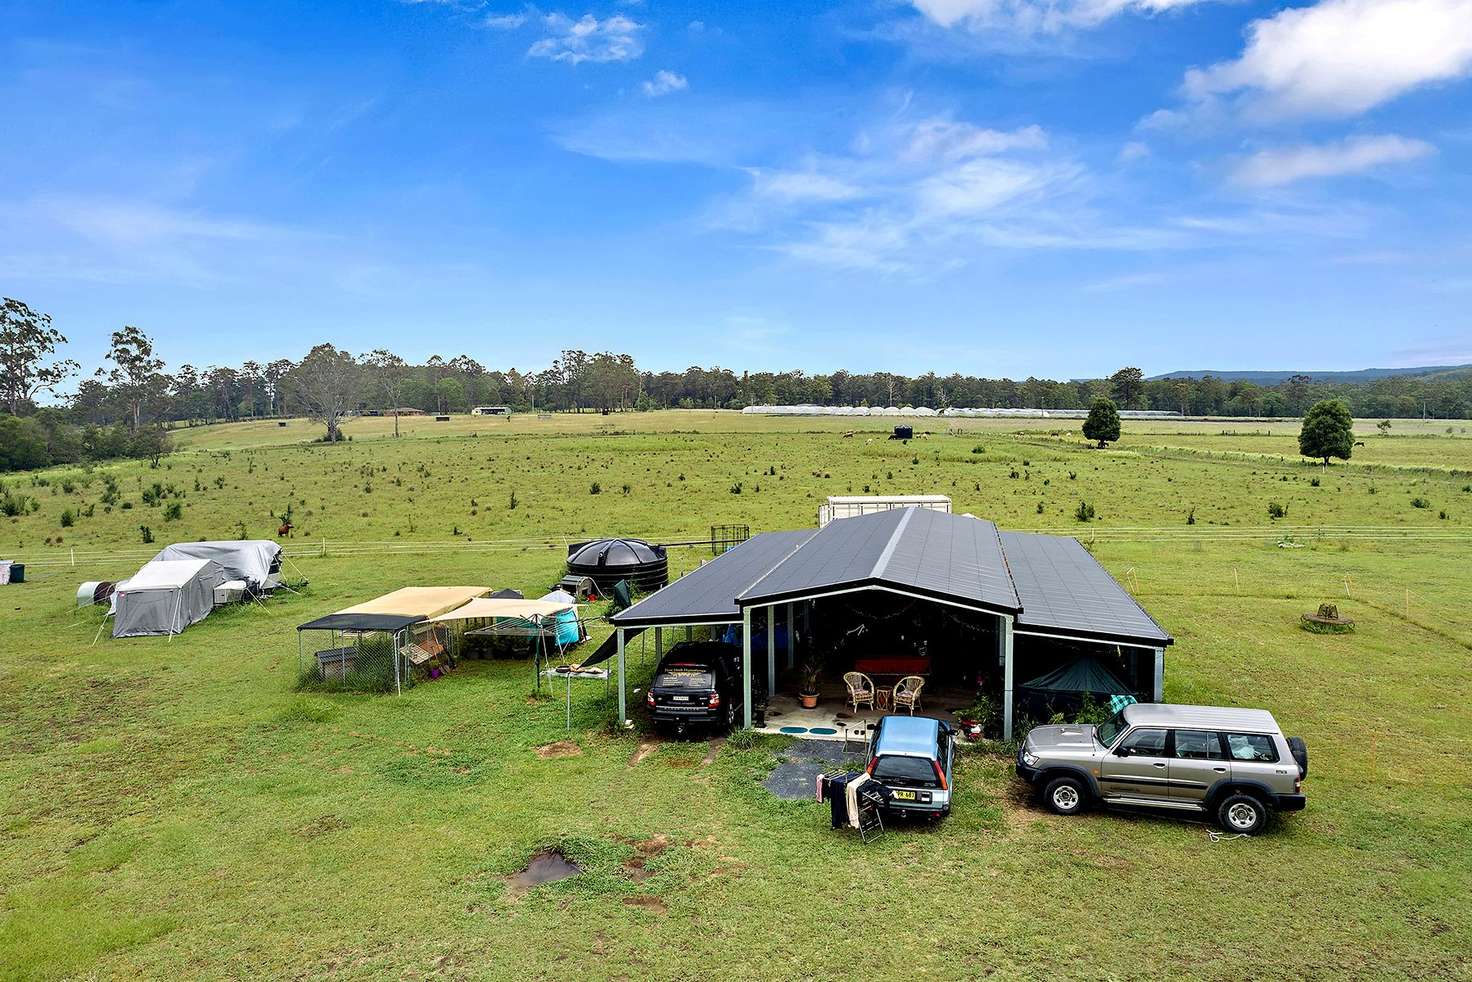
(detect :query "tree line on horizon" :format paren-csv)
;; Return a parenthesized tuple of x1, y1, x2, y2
(2, 296, 1469, 470)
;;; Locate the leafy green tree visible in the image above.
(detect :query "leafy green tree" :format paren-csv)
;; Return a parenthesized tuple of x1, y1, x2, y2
(1299, 399, 1354, 465)
(0, 298, 77, 415)
(1109, 366, 1145, 408)
(435, 376, 466, 413)
(1082, 397, 1121, 448)
(100, 325, 165, 430)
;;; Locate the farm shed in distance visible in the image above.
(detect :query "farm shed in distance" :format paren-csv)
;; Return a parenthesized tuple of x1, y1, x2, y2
(607, 508, 1172, 740)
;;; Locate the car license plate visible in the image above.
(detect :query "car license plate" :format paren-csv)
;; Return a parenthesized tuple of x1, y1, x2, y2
(671, 695, 689, 702)
(892, 790, 917, 801)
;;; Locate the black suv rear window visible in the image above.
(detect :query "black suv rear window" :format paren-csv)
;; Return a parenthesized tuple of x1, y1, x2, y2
(872, 755, 939, 789)
(655, 667, 713, 689)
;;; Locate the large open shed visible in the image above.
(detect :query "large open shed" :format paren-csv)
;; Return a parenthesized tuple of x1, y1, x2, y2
(607, 508, 1172, 740)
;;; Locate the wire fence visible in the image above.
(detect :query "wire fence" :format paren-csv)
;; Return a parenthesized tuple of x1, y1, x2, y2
(8, 532, 737, 570)
(12, 523, 1472, 572)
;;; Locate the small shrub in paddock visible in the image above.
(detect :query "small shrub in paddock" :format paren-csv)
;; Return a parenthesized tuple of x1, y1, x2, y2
(139, 525, 155, 543)
(164, 502, 183, 521)
(1310, 477, 1320, 487)
(1267, 501, 1288, 519)
(589, 482, 601, 495)
(1186, 508, 1195, 525)
(1074, 501, 1095, 522)
(60, 508, 75, 527)
(1411, 497, 1430, 509)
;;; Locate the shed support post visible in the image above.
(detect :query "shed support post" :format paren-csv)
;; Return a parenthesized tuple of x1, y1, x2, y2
(655, 626, 662, 660)
(1002, 615, 1015, 742)
(766, 608, 777, 697)
(1152, 647, 1165, 702)
(616, 628, 626, 726)
(786, 602, 795, 669)
(686, 626, 692, 642)
(742, 607, 753, 730)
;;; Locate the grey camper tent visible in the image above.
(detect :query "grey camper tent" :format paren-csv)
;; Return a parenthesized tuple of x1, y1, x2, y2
(151, 540, 283, 591)
(112, 558, 228, 638)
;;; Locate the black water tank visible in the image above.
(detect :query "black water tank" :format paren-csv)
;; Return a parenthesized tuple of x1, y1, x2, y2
(565, 537, 668, 593)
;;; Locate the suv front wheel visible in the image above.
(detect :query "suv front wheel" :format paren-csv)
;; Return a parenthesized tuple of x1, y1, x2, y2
(1217, 793, 1268, 835)
(1042, 776, 1088, 816)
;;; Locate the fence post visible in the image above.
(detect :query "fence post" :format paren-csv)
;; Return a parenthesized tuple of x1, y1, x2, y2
(71, 547, 76, 568)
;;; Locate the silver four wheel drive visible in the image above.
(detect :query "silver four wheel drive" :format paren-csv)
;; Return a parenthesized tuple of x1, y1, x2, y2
(1016, 703, 1308, 835)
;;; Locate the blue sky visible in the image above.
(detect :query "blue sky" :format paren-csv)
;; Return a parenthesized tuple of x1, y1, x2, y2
(2, 0, 1471, 380)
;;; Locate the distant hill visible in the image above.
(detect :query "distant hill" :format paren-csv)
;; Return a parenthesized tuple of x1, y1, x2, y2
(1149, 365, 1472, 385)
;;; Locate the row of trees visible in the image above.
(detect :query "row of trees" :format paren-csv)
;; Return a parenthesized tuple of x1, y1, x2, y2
(2, 295, 1469, 467)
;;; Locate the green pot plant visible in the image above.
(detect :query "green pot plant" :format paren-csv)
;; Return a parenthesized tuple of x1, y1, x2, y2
(798, 656, 822, 709)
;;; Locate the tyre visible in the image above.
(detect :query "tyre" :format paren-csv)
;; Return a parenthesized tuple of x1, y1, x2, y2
(1217, 793, 1268, 835)
(724, 702, 737, 730)
(1287, 736, 1309, 779)
(1043, 776, 1088, 816)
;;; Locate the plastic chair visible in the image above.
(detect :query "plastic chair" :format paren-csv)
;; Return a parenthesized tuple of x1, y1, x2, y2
(892, 675, 925, 715)
(843, 671, 875, 713)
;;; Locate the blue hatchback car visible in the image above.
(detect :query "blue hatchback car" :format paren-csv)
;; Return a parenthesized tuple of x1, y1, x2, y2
(866, 715, 955, 818)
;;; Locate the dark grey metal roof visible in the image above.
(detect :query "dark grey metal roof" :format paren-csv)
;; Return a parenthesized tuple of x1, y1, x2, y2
(609, 510, 1171, 650)
(737, 508, 1021, 614)
(610, 530, 817, 627)
(998, 531, 1172, 647)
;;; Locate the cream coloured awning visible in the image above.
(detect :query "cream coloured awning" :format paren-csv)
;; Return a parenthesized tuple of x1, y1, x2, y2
(335, 586, 491, 620)
(428, 597, 576, 623)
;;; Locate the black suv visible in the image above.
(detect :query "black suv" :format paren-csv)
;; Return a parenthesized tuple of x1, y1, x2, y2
(645, 641, 760, 735)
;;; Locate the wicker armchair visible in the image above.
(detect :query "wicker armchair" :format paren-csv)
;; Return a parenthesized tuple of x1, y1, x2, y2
(843, 671, 876, 713)
(892, 675, 925, 715)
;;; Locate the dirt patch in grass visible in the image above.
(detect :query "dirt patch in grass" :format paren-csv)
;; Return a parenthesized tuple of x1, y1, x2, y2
(297, 814, 348, 838)
(621, 895, 667, 915)
(628, 738, 660, 766)
(621, 833, 670, 882)
(535, 740, 581, 759)
(700, 736, 725, 767)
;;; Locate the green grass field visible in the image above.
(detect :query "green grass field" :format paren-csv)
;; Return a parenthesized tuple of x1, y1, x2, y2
(2, 411, 1470, 980)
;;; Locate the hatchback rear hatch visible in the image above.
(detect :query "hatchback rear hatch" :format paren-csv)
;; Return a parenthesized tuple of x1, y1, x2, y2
(650, 663, 716, 713)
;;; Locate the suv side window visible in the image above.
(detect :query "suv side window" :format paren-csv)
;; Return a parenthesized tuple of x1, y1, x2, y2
(1116, 727, 1168, 757)
(1225, 733, 1278, 762)
(1174, 729, 1226, 760)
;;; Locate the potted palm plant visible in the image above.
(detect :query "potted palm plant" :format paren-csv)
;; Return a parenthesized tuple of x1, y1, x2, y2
(798, 657, 821, 709)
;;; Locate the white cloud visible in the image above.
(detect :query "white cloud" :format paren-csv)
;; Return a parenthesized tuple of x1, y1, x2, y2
(909, 0, 1215, 34)
(641, 69, 688, 97)
(1183, 0, 1472, 119)
(747, 168, 867, 203)
(482, 12, 528, 29)
(901, 120, 1046, 163)
(1118, 140, 1151, 163)
(1230, 134, 1436, 186)
(528, 13, 643, 64)
(738, 117, 1096, 271)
